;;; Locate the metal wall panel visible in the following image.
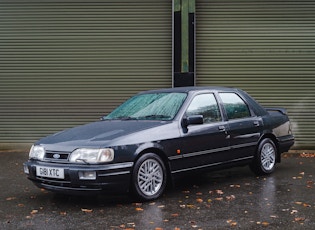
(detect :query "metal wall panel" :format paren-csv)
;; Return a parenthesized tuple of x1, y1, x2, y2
(196, 0, 315, 149)
(0, 0, 171, 148)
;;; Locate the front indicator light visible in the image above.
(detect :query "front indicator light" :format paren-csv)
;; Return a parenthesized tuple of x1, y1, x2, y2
(24, 165, 29, 174)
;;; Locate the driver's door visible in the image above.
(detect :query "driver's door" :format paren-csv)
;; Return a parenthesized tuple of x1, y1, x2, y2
(172, 93, 230, 173)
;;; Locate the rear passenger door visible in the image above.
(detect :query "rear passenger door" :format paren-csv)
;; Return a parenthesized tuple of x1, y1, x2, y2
(219, 92, 263, 160)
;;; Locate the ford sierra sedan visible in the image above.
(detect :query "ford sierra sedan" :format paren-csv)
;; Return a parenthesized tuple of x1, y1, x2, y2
(24, 87, 294, 201)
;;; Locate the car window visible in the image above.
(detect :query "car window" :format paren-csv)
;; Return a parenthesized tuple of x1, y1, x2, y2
(104, 93, 187, 120)
(186, 94, 221, 123)
(219, 93, 251, 120)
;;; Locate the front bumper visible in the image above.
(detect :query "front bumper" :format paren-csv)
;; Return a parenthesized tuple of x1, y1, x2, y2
(23, 160, 133, 195)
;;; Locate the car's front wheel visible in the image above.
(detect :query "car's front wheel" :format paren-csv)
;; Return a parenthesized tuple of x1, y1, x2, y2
(131, 153, 167, 201)
(250, 138, 277, 175)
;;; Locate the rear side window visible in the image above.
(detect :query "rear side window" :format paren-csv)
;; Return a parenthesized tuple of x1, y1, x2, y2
(186, 94, 221, 123)
(219, 93, 251, 120)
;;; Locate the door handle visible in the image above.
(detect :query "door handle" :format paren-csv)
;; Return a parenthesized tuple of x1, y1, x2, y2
(218, 125, 226, 131)
(253, 121, 260, 127)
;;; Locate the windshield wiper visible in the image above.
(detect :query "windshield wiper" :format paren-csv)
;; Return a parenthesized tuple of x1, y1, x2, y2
(139, 115, 171, 120)
(116, 116, 138, 120)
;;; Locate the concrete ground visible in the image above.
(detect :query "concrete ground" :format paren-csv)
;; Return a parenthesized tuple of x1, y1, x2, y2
(0, 151, 314, 230)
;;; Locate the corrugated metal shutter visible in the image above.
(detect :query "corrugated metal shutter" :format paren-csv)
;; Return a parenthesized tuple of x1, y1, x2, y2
(196, 0, 315, 149)
(0, 0, 171, 149)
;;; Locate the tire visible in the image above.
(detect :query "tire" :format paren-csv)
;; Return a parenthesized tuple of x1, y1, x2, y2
(250, 138, 277, 175)
(131, 153, 167, 201)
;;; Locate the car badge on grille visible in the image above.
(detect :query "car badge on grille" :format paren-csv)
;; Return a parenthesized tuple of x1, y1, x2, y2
(53, 154, 61, 159)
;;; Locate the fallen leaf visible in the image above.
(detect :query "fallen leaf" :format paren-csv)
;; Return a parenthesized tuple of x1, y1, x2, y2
(30, 210, 38, 215)
(81, 208, 93, 213)
(6, 197, 16, 201)
(230, 184, 241, 188)
(155, 228, 163, 230)
(216, 190, 224, 195)
(227, 220, 237, 226)
(196, 198, 203, 203)
(306, 181, 313, 188)
(226, 195, 236, 201)
(295, 217, 305, 222)
(60, 211, 67, 216)
(261, 221, 269, 226)
(303, 203, 311, 207)
(135, 207, 143, 211)
(196, 192, 202, 195)
(300, 153, 315, 158)
(171, 213, 179, 217)
(18, 204, 25, 207)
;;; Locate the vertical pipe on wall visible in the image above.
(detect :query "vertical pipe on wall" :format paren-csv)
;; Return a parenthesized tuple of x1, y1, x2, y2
(173, 0, 195, 87)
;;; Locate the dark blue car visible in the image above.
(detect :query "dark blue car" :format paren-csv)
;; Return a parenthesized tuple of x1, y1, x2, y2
(24, 87, 294, 201)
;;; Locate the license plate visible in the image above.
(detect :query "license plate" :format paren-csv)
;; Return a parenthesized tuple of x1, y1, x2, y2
(36, 166, 65, 179)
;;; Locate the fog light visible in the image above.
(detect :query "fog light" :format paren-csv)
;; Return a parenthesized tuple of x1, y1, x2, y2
(79, 171, 96, 180)
(24, 165, 29, 174)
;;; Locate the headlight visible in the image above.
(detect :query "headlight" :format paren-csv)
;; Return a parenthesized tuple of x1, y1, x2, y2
(69, 148, 114, 164)
(29, 145, 45, 160)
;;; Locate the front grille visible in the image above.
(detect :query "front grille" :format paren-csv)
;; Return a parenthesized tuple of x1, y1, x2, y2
(45, 150, 70, 162)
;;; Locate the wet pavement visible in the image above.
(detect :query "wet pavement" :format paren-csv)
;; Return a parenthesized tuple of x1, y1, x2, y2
(0, 151, 314, 230)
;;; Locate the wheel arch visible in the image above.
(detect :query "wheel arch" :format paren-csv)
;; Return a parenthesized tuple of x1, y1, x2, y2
(259, 133, 281, 163)
(133, 144, 173, 187)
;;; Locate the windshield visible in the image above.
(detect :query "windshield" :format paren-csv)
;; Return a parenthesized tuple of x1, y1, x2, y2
(104, 92, 187, 121)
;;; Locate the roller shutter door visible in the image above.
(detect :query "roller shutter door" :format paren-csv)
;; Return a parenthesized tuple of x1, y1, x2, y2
(196, 0, 315, 149)
(0, 0, 171, 148)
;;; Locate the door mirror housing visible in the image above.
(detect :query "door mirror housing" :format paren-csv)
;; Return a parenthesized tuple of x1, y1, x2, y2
(182, 115, 204, 127)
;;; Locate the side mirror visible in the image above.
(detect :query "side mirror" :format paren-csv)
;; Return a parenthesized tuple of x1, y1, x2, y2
(182, 115, 204, 127)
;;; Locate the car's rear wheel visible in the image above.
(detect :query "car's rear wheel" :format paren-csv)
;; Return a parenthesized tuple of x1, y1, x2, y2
(131, 153, 167, 201)
(250, 138, 277, 175)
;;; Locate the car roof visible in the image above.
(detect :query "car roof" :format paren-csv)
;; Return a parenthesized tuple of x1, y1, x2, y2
(139, 86, 238, 94)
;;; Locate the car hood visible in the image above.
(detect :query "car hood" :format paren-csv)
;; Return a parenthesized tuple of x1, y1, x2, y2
(36, 120, 175, 152)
